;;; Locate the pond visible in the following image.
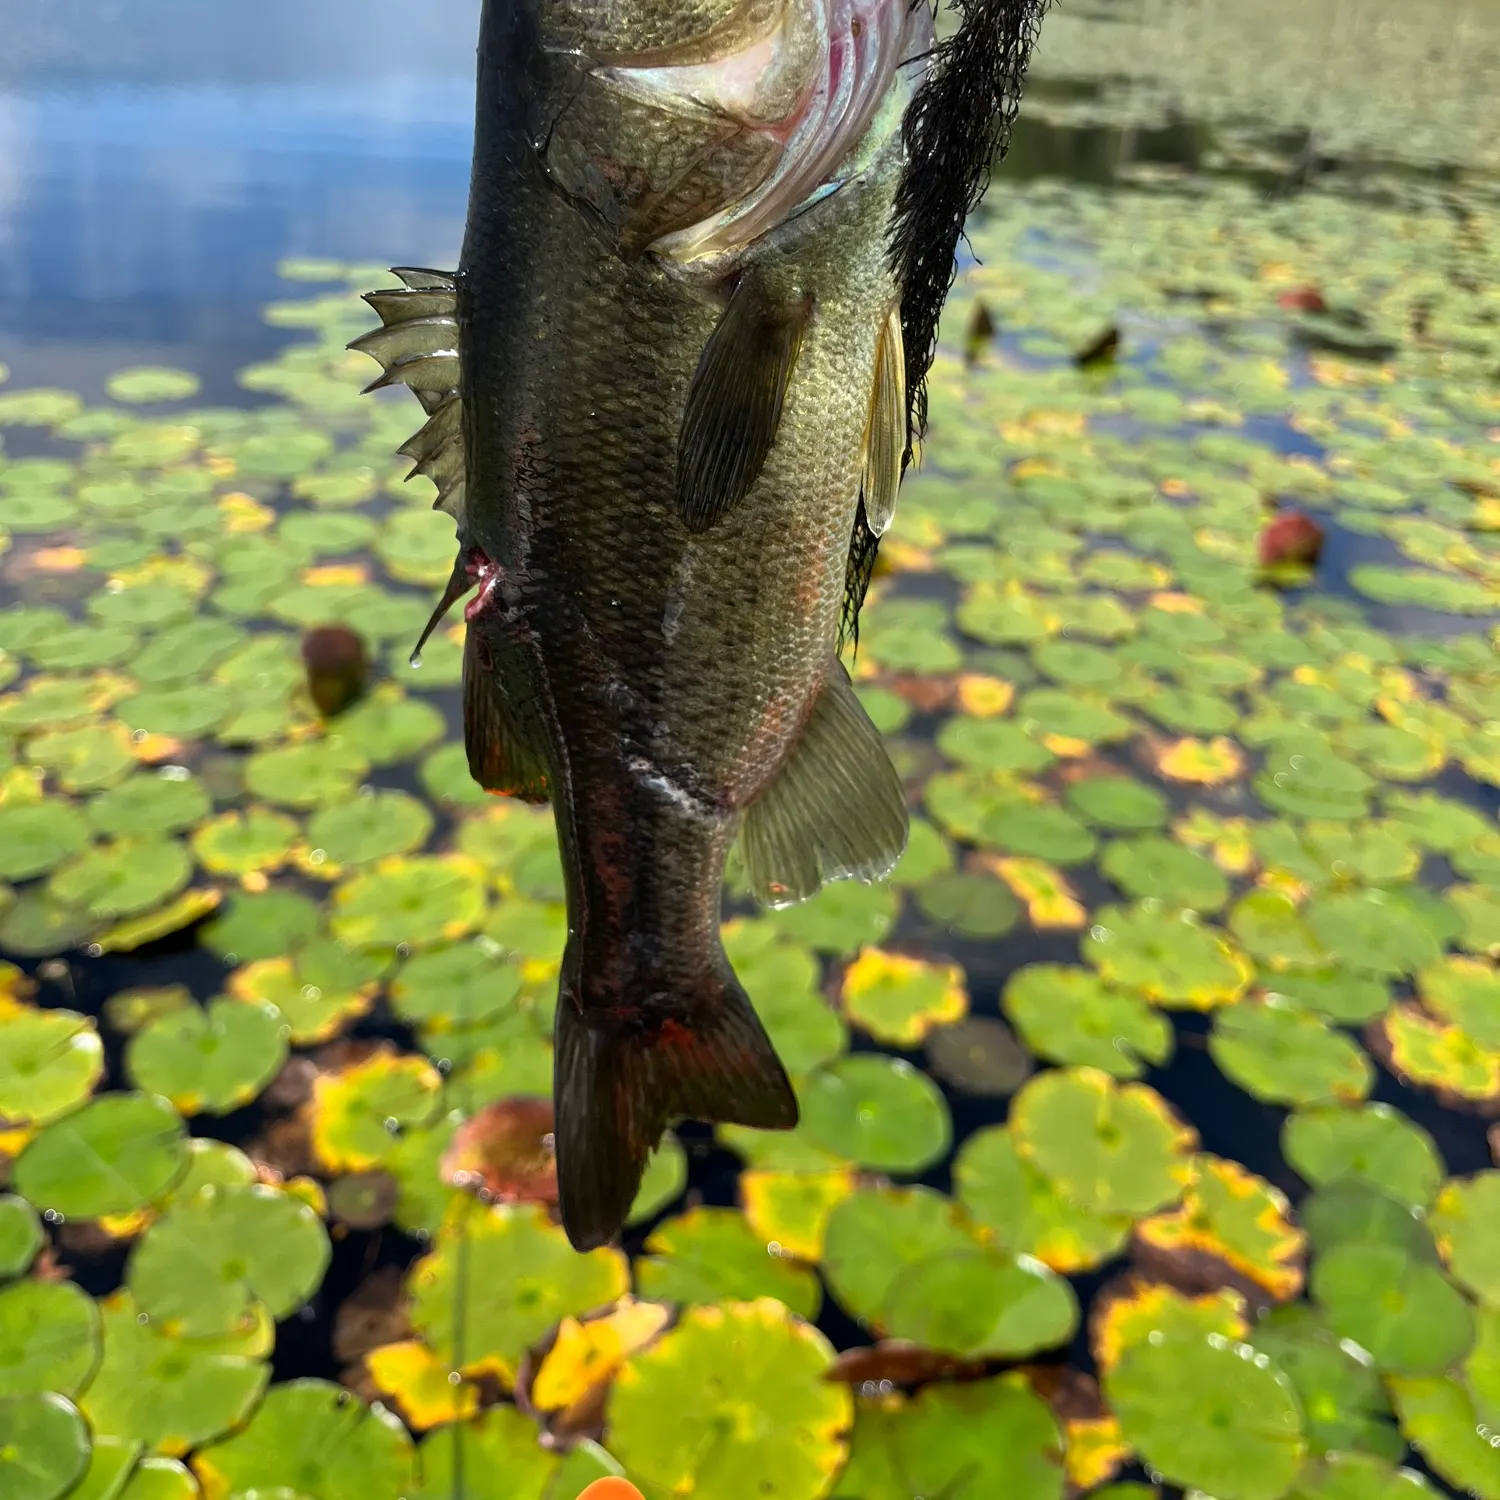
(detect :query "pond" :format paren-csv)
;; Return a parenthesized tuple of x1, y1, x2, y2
(0, 1, 1498, 1497)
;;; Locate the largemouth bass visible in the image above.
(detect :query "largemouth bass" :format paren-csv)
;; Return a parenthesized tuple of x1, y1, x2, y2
(354, 0, 1046, 1250)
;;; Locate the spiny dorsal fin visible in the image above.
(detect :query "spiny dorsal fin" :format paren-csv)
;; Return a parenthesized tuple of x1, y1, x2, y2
(676, 277, 810, 533)
(352, 267, 466, 530)
(860, 305, 905, 537)
(739, 659, 908, 908)
(463, 631, 551, 804)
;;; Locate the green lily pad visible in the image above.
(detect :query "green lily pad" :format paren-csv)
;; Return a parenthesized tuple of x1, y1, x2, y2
(1388, 1372, 1500, 1499)
(1264, 969, 1389, 1024)
(0, 1280, 100, 1397)
(883, 1246, 1078, 1358)
(0, 1196, 43, 1277)
(26, 624, 139, 672)
(200, 887, 320, 961)
(25, 723, 137, 795)
(0, 490, 79, 531)
(887, 1375, 1065, 1500)
(1106, 1333, 1306, 1500)
(1016, 687, 1133, 747)
(65, 1434, 139, 1500)
(330, 856, 489, 950)
(128, 1183, 330, 1336)
(1101, 834, 1230, 911)
(608, 1299, 849, 1500)
(1420, 957, 1500, 1049)
(81, 1294, 269, 1452)
(310, 1048, 440, 1171)
(192, 1378, 413, 1500)
(128, 620, 244, 689)
(725, 925, 847, 1076)
(408, 1406, 561, 1500)
(125, 998, 287, 1116)
(979, 802, 1097, 864)
(244, 739, 370, 809)
(1228, 890, 1329, 970)
(87, 586, 198, 632)
(1003, 964, 1172, 1078)
(106, 368, 201, 403)
(768, 880, 897, 952)
(420, 742, 491, 809)
(1210, 998, 1373, 1105)
(304, 789, 433, 867)
(839, 949, 966, 1047)
(1300, 1179, 1437, 1262)
(13, 1092, 188, 1218)
(376, 509, 460, 586)
(954, 1125, 1131, 1273)
(0, 1392, 90, 1500)
(1010, 1067, 1195, 1216)
(925, 1016, 1033, 1098)
(1065, 776, 1170, 831)
(799, 1056, 951, 1174)
(191, 807, 300, 877)
(1083, 903, 1250, 1008)
(278, 512, 378, 555)
(0, 802, 91, 881)
(118, 1455, 198, 1500)
(1383, 791, 1492, 854)
(1252, 1305, 1403, 1462)
(0, 895, 100, 959)
(48, 839, 192, 921)
(634, 1206, 820, 1318)
(822, 1186, 976, 1328)
(0, 1007, 103, 1125)
(390, 940, 521, 1028)
(88, 773, 210, 839)
(1255, 744, 1373, 821)
(118, 685, 233, 739)
(1283, 1103, 1444, 1209)
(1430, 1173, 1500, 1307)
(1304, 887, 1449, 978)
(914, 871, 1022, 938)
(1351, 564, 1495, 613)
(333, 687, 446, 766)
(1312, 1241, 1474, 1374)
(409, 1202, 628, 1385)
(1453, 882, 1500, 955)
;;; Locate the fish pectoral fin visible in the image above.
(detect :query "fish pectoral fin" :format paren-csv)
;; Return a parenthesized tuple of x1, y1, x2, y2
(553, 963, 797, 1252)
(462, 631, 551, 804)
(676, 276, 810, 532)
(740, 658, 909, 908)
(860, 305, 906, 536)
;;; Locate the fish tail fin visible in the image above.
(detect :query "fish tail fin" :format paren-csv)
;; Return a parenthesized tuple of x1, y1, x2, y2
(553, 959, 797, 1252)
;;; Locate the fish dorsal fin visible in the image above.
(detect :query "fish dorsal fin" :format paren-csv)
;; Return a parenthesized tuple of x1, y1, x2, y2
(462, 630, 551, 804)
(352, 268, 467, 528)
(860, 305, 905, 537)
(676, 276, 810, 533)
(740, 659, 908, 908)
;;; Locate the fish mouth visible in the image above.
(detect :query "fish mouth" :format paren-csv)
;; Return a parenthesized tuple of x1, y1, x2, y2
(463, 546, 501, 622)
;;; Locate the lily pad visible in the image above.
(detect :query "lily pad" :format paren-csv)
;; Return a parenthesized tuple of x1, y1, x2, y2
(408, 1406, 561, 1500)
(119, 685, 233, 739)
(200, 887, 320, 962)
(25, 724, 137, 795)
(799, 1056, 951, 1174)
(769, 880, 897, 952)
(48, 839, 192, 922)
(1312, 1241, 1474, 1374)
(1010, 1067, 1196, 1217)
(303, 789, 433, 868)
(244, 739, 370, 809)
(1264, 970, 1388, 1024)
(0, 1196, 43, 1277)
(1421, 956, 1500, 1050)
(1388, 1372, 1500, 1499)
(106, 367, 201, 403)
(82, 1294, 270, 1452)
(125, 998, 287, 1116)
(191, 1378, 413, 1500)
(0, 802, 90, 881)
(409, 1202, 629, 1386)
(1003, 964, 1172, 1078)
(608, 1299, 849, 1500)
(1083, 903, 1250, 1008)
(1106, 1333, 1306, 1500)
(955, 1125, 1131, 1273)
(1304, 888, 1446, 977)
(1210, 998, 1373, 1105)
(1065, 776, 1170, 831)
(1300, 1179, 1436, 1262)
(1283, 1103, 1445, 1209)
(311, 1049, 441, 1171)
(634, 1207, 820, 1318)
(14, 1092, 188, 1217)
(1101, 835, 1230, 911)
(128, 1183, 330, 1336)
(0, 1280, 101, 1397)
(330, 856, 489, 950)
(925, 1017, 1034, 1097)
(1430, 1173, 1500, 1307)
(0, 1392, 90, 1500)
(0, 1007, 104, 1125)
(87, 773, 210, 840)
(390, 940, 521, 1028)
(914, 871, 1022, 938)
(822, 1186, 977, 1328)
(333, 687, 446, 766)
(839, 949, 966, 1046)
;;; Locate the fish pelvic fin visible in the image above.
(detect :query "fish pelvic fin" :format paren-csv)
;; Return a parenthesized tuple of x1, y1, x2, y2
(554, 962, 797, 1252)
(351, 268, 468, 529)
(463, 629, 551, 804)
(675, 276, 810, 533)
(741, 658, 909, 908)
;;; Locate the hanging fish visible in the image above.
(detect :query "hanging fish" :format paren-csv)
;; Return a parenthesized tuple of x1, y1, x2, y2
(353, 0, 1047, 1250)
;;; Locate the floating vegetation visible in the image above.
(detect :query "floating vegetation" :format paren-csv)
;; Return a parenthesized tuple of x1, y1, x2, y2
(3, 26, 1500, 1494)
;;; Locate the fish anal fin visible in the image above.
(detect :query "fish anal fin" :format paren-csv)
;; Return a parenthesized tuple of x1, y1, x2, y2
(676, 278, 810, 533)
(462, 632, 551, 804)
(554, 962, 797, 1251)
(741, 659, 908, 907)
(860, 305, 905, 536)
